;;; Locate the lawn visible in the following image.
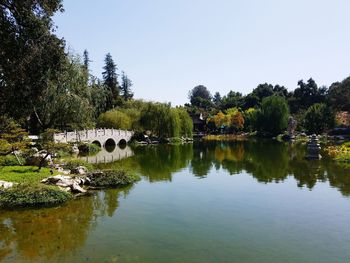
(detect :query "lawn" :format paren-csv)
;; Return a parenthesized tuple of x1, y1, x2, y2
(0, 166, 56, 184)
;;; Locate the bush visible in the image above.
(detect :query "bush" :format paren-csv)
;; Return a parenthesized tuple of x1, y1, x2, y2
(0, 155, 25, 166)
(303, 103, 334, 134)
(90, 170, 140, 188)
(64, 159, 93, 171)
(0, 184, 72, 209)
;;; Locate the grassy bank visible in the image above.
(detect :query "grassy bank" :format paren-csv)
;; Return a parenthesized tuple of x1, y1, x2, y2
(0, 166, 57, 184)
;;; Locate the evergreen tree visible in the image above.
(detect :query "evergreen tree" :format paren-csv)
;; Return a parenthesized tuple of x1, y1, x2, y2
(83, 49, 90, 70)
(121, 71, 134, 101)
(102, 53, 119, 109)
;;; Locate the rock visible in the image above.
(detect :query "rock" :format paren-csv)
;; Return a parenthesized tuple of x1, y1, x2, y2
(72, 145, 79, 154)
(71, 166, 88, 175)
(0, 180, 15, 189)
(71, 182, 87, 193)
(42, 175, 89, 193)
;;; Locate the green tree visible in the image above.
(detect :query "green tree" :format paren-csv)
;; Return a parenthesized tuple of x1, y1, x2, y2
(120, 72, 134, 101)
(256, 96, 289, 136)
(175, 108, 193, 137)
(140, 103, 180, 138)
(102, 53, 119, 109)
(0, 116, 29, 164)
(303, 103, 334, 134)
(97, 110, 132, 130)
(188, 85, 212, 108)
(328, 76, 350, 112)
(0, 0, 66, 127)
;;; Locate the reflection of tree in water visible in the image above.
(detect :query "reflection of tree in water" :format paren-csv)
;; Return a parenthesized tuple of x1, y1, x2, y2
(0, 186, 132, 261)
(134, 144, 193, 182)
(191, 140, 350, 197)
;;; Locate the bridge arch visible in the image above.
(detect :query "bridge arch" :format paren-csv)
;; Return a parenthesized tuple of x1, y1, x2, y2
(92, 140, 102, 147)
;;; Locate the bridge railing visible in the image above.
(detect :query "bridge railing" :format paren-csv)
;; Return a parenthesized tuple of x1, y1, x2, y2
(54, 129, 134, 143)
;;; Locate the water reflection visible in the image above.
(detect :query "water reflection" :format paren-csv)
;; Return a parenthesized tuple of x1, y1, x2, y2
(105, 141, 350, 197)
(79, 145, 134, 164)
(0, 186, 133, 262)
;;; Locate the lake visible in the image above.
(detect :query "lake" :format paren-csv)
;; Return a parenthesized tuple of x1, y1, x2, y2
(1, 140, 350, 263)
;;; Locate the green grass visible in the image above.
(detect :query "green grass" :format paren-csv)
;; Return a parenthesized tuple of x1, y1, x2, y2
(0, 166, 57, 184)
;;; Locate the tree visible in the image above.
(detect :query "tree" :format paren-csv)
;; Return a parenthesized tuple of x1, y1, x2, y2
(226, 108, 245, 132)
(256, 96, 289, 136)
(120, 72, 134, 101)
(140, 103, 180, 138)
(289, 78, 327, 113)
(30, 54, 94, 132)
(303, 103, 334, 134)
(83, 49, 90, 71)
(213, 92, 222, 107)
(0, 116, 29, 164)
(175, 108, 193, 138)
(328, 76, 350, 112)
(0, 0, 66, 127)
(102, 53, 119, 109)
(221, 91, 243, 110)
(188, 85, 212, 108)
(97, 110, 132, 130)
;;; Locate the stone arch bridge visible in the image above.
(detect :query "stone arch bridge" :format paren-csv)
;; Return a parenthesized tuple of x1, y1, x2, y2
(54, 129, 134, 147)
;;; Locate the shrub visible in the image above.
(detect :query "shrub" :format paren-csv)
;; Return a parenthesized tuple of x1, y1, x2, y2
(0, 184, 72, 209)
(64, 159, 93, 171)
(0, 155, 25, 166)
(90, 170, 140, 188)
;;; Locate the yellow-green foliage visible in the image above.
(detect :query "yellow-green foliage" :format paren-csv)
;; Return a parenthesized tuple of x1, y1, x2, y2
(97, 110, 132, 130)
(326, 142, 350, 163)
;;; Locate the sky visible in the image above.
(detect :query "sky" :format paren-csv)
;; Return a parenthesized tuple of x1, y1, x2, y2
(53, 0, 350, 106)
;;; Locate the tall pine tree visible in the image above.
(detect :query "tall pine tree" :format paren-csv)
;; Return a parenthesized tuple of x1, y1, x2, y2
(121, 71, 134, 101)
(102, 53, 119, 109)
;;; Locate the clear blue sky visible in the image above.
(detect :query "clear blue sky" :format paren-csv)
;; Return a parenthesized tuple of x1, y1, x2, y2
(54, 0, 350, 106)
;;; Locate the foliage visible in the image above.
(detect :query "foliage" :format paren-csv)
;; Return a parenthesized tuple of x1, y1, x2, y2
(188, 85, 212, 108)
(0, 0, 66, 125)
(325, 142, 350, 164)
(243, 108, 258, 132)
(90, 170, 140, 188)
(140, 102, 180, 138)
(289, 78, 327, 113)
(0, 184, 71, 209)
(176, 108, 193, 137)
(328, 76, 350, 112)
(0, 166, 57, 184)
(0, 116, 29, 164)
(0, 155, 25, 166)
(63, 159, 93, 172)
(103, 53, 119, 110)
(97, 110, 132, 130)
(120, 72, 134, 101)
(303, 103, 334, 134)
(256, 96, 289, 136)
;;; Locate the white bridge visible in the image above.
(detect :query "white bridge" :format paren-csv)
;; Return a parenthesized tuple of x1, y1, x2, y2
(54, 129, 134, 147)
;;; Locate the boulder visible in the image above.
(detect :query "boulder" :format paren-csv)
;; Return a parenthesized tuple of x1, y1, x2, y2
(42, 175, 88, 193)
(0, 180, 15, 189)
(71, 166, 88, 175)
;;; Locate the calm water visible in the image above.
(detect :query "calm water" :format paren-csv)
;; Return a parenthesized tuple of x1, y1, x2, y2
(1, 140, 350, 263)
